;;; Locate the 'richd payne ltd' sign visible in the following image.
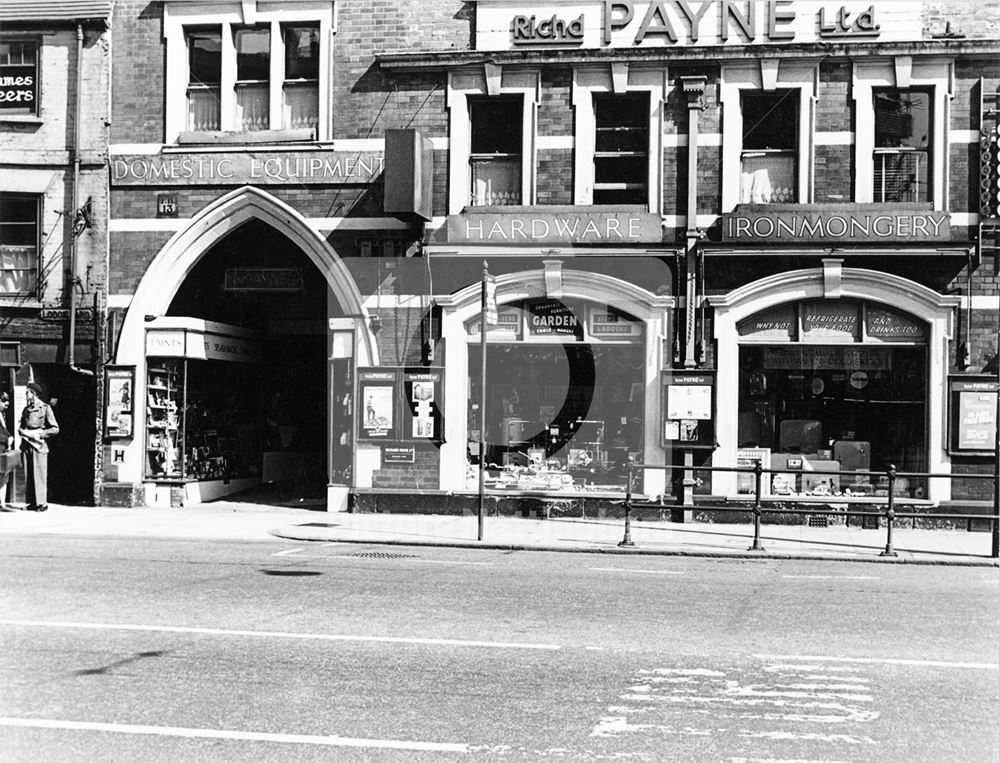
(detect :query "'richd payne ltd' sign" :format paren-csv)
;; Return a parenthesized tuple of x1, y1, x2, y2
(111, 151, 384, 186)
(478, 1, 922, 50)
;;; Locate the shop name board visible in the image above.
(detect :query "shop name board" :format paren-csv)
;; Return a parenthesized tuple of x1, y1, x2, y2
(145, 329, 261, 363)
(0, 68, 35, 107)
(445, 211, 661, 244)
(478, 2, 920, 50)
(723, 207, 950, 242)
(111, 151, 384, 186)
(527, 300, 582, 337)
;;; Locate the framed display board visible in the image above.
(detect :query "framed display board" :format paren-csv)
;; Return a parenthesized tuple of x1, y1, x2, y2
(104, 365, 135, 439)
(661, 370, 716, 450)
(357, 367, 445, 443)
(947, 375, 998, 456)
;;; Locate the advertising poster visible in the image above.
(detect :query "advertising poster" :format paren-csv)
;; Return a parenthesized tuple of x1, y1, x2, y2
(661, 370, 716, 450)
(357, 369, 398, 441)
(105, 366, 135, 439)
(403, 368, 445, 442)
(948, 375, 999, 455)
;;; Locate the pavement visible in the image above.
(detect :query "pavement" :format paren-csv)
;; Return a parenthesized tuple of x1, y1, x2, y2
(1, 500, 998, 566)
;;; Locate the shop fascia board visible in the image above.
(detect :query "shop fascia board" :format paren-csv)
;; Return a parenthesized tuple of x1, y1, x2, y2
(143, 316, 262, 340)
(700, 245, 975, 257)
(423, 244, 682, 257)
(376, 39, 1000, 73)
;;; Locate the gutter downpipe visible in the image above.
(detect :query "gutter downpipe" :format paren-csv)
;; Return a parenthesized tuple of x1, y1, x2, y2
(68, 21, 93, 377)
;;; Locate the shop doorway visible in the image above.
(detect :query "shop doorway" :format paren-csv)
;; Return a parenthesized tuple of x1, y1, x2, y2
(163, 220, 335, 502)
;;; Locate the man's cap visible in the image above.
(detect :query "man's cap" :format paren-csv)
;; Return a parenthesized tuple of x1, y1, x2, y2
(27, 381, 43, 396)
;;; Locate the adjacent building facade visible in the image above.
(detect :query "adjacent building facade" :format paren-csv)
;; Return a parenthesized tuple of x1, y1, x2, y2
(98, 1, 1000, 512)
(0, 0, 111, 506)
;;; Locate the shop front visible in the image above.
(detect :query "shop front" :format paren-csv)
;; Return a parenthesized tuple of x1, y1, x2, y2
(435, 261, 674, 499)
(711, 260, 960, 502)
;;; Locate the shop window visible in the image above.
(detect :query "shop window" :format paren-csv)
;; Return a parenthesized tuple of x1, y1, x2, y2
(179, 18, 321, 137)
(736, 301, 928, 499)
(592, 94, 648, 205)
(469, 97, 522, 206)
(873, 88, 930, 203)
(0, 193, 38, 295)
(740, 91, 797, 204)
(0, 40, 38, 117)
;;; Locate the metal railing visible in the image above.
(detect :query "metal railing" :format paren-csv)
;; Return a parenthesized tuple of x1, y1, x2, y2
(618, 461, 999, 558)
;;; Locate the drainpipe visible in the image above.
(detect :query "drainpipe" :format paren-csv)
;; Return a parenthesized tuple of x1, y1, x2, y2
(68, 21, 93, 377)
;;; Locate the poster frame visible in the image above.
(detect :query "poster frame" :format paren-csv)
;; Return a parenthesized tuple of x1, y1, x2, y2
(946, 374, 998, 456)
(661, 369, 717, 450)
(104, 365, 136, 440)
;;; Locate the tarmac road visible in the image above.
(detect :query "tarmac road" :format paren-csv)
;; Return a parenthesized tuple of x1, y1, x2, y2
(1, 534, 997, 761)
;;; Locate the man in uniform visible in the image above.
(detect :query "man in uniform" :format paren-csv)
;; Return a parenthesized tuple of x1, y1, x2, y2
(18, 381, 59, 512)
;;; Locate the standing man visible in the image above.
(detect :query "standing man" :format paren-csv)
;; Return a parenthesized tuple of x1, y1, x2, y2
(19, 381, 59, 512)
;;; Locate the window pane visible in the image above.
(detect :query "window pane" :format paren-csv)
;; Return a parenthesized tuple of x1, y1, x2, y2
(236, 83, 269, 130)
(874, 90, 930, 149)
(595, 95, 646, 128)
(873, 151, 928, 203)
(470, 99, 521, 154)
(740, 152, 796, 203)
(470, 157, 520, 206)
(595, 156, 646, 186)
(188, 30, 221, 85)
(742, 92, 797, 150)
(235, 28, 269, 82)
(283, 82, 318, 130)
(593, 187, 646, 205)
(0, 194, 38, 294)
(284, 25, 319, 80)
(187, 88, 221, 131)
(0, 40, 38, 115)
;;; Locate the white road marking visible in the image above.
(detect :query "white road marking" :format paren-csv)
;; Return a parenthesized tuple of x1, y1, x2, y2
(589, 567, 684, 575)
(741, 729, 875, 745)
(321, 555, 494, 567)
(0, 620, 560, 651)
(271, 548, 304, 557)
(755, 654, 998, 670)
(781, 575, 879, 580)
(0, 717, 468, 753)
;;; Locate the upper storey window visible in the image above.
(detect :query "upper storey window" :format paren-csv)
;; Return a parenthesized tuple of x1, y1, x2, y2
(593, 94, 648, 205)
(0, 40, 39, 117)
(0, 193, 38, 295)
(469, 97, 522, 206)
(740, 91, 797, 204)
(165, 2, 331, 143)
(873, 89, 930, 203)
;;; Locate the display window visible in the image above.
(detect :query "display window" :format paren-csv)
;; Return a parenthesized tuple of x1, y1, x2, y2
(736, 299, 928, 499)
(466, 300, 645, 494)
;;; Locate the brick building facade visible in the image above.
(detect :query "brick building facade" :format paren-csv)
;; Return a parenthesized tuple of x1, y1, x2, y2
(100, 1, 1000, 513)
(1, 1, 111, 506)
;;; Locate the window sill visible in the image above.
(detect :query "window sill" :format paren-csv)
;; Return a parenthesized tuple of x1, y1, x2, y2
(176, 128, 315, 146)
(0, 296, 42, 309)
(0, 115, 43, 125)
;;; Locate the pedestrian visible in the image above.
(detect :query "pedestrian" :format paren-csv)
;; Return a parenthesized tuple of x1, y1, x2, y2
(18, 381, 59, 512)
(0, 391, 16, 511)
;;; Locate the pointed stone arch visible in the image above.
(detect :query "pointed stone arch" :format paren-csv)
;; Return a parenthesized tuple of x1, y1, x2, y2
(116, 185, 372, 367)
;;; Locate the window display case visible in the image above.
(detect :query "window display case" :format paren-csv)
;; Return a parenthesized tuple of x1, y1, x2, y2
(146, 361, 183, 479)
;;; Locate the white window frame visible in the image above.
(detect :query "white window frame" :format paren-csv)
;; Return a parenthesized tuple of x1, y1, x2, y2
(720, 61, 815, 212)
(572, 65, 665, 214)
(447, 66, 537, 215)
(0, 37, 41, 119)
(163, 1, 333, 144)
(0, 192, 40, 297)
(853, 58, 950, 208)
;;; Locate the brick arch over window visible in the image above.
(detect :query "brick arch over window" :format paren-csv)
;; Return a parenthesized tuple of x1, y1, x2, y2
(115, 185, 372, 368)
(709, 263, 960, 501)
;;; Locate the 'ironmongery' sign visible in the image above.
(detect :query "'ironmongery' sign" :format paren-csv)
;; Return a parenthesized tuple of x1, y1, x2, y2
(722, 205, 951, 243)
(111, 151, 384, 186)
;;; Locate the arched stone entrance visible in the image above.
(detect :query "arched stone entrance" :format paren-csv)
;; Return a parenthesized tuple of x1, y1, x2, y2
(113, 186, 373, 505)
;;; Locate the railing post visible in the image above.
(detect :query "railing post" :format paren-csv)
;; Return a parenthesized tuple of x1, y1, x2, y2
(880, 464, 898, 558)
(619, 460, 636, 548)
(748, 459, 766, 552)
